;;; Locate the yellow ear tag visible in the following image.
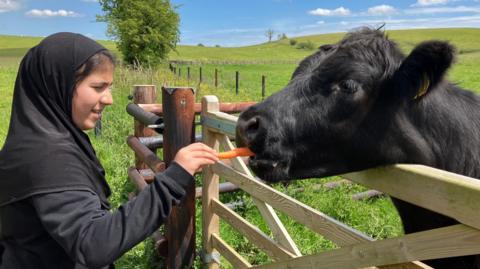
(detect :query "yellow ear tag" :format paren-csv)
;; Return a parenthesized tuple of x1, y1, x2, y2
(414, 73, 430, 100)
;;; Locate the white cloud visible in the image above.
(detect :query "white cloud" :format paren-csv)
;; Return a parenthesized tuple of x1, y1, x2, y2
(412, 0, 449, 7)
(405, 5, 480, 14)
(368, 5, 397, 15)
(317, 20, 325, 24)
(345, 15, 480, 31)
(25, 9, 82, 18)
(0, 0, 21, 13)
(309, 7, 351, 16)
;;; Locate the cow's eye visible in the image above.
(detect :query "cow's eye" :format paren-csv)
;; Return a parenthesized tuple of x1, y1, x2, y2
(340, 79, 359, 94)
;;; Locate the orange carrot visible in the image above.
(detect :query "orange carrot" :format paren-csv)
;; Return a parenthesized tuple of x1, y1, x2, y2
(217, 147, 255, 159)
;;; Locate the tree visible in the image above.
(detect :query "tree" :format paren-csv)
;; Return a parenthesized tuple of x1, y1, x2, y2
(265, 29, 275, 42)
(277, 33, 287, 40)
(97, 0, 180, 67)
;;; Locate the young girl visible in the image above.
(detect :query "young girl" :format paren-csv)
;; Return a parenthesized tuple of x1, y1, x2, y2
(0, 32, 218, 268)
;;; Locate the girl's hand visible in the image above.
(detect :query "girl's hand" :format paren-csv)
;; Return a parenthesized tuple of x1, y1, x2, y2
(174, 143, 219, 176)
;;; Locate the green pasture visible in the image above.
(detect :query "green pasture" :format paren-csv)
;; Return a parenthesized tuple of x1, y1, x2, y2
(1, 28, 480, 268)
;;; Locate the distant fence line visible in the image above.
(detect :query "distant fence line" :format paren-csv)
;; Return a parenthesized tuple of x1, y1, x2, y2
(168, 64, 273, 99)
(169, 59, 300, 65)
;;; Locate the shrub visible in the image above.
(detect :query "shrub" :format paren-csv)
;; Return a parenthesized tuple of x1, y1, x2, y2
(296, 40, 315, 50)
(289, 39, 297, 46)
(197, 43, 205, 47)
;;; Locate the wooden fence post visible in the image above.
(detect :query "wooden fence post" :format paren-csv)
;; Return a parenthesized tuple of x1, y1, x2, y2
(201, 96, 221, 269)
(215, 68, 218, 88)
(262, 75, 266, 100)
(235, 71, 239, 95)
(187, 67, 191, 82)
(162, 87, 196, 269)
(133, 85, 157, 169)
(178, 68, 181, 78)
(199, 67, 203, 84)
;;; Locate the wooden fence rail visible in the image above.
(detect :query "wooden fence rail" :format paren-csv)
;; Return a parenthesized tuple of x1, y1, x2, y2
(200, 95, 480, 269)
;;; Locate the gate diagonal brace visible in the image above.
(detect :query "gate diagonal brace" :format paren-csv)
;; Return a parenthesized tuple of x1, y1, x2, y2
(201, 250, 221, 264)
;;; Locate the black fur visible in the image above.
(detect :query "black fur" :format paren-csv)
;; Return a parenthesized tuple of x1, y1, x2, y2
(236, 27, 480, 269)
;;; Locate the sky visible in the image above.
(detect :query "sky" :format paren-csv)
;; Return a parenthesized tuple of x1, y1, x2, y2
(1, 0, 480, 47)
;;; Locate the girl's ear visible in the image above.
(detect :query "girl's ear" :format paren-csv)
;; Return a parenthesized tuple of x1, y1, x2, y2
(391, 41, 456, 100)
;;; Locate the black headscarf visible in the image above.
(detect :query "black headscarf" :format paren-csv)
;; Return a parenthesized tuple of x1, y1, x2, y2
(0, 32, 111, 208)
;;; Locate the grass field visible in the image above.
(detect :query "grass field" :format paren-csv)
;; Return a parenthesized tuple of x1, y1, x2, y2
(1, 28, 480, 268)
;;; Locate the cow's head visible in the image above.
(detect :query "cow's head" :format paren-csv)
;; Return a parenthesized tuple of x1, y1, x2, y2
(236, 28, 456, 182)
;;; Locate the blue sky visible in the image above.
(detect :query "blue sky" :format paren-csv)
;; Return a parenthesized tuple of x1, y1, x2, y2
(1, 0, 480, 47)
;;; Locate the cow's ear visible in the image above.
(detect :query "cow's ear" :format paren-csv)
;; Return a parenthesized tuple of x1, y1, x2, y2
(393, 41, 455, 100)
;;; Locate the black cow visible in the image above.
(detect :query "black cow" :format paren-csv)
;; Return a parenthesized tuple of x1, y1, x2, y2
(236, 27, 480, 268)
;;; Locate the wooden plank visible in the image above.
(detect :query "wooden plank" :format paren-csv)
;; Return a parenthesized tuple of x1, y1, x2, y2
(202, 110, 238, 137)
(343, 164, 480, 230)
(211, 198, 296, 261)
(380, 262, 433, 269)
(201, 96, 221, 269)
(218, 134, 302, 256)
(211, 159, 430, 269)
(252, 224, 480, 269)
(139, 101, 256, 115)
(211, 233, 252, 269)
(211, 162, 372, 246)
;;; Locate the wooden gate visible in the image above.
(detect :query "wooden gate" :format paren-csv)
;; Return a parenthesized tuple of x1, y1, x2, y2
(201, 95, 480, 269)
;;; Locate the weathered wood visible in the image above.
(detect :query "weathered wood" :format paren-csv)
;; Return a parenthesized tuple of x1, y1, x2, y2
(202, 111, 238, 137)
(211, 162, 372, 246)
(201, 96, 221, 269)
(138, 101, 256, 115)
(252, 224, 480, 269)
(343, 164, 480, 230)
(211, 233, 252, 269)
(126, 135, 165, 173)
(218, 134, 301, 256)
(133, 85, 157, 169)
(211, 198, 296, 261)
(162, 87, 196, 269)
(127, 167, 147, 191)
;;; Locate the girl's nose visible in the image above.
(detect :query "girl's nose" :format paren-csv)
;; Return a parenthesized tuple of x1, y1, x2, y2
(100, 90, 113, 105)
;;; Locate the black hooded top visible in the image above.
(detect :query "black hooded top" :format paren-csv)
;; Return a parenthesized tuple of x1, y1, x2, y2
(0, 32, 111, 208)
(0, 33, 194, 268)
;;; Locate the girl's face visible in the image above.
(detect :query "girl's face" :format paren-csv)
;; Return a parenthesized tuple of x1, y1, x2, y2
(72, 63, 114, 130)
